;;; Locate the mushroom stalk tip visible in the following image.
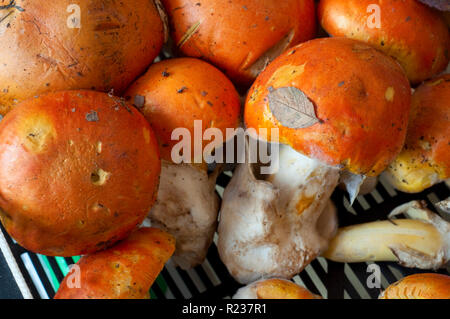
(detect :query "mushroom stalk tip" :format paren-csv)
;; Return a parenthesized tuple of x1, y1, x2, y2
(324, 200, 450, 270)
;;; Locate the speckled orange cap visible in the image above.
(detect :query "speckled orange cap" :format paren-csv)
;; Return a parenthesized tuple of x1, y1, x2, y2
(380, 273, 450, 299)
(318, 0, 449, 85)
(126, 57, 241, 164)
(0, 90, 161, 256)
(245, 37, 411, 176)
(255, 279, 321, 299)
(161, 0, 316, 85)
(385, 74, 450, 193)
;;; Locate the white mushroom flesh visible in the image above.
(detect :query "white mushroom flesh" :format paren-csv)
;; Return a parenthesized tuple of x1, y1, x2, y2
(218, 144, 340, 284)
(149, 160, 220, 269)
(324, 200, 450, 270)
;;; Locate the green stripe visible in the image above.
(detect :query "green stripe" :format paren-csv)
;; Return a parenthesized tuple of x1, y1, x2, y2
(37, 255, 60, 292)
(55, 256, 70, 276)
(71, 256, 81, 263)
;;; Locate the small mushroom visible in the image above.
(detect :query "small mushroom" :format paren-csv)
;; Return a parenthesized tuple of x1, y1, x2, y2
(161, 0, 316, 85)
(379, 273, 450, 299)
(234, 278, 321, 299)
(54, 227, 175, 299)
(318, 0, 449, 84)
(323, 201, 450, 270)
(218, 38, 411, 284)
(384, 74, 450, 193)
(125, 58, 241, 269)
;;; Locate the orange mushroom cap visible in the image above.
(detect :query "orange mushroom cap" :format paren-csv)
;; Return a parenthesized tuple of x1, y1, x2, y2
(255, 279, 321, 299)
(385, 74, 450, 193)
(0, 91, 161, 256)
(161, 0, 316, 85)
(245, 37, 411, 176)
(318, 0, 450, 85)
(0, 0, 165, 115)
(54, 227, 175, 299)
(125, 58, 241, 164)
(380, 273, 450, 299)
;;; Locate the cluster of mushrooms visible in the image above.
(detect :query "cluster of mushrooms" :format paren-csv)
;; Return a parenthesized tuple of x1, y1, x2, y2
(0, 0, 448, 299)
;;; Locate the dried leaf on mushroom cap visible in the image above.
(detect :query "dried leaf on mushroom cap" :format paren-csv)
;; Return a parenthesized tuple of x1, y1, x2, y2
(268, 87, 320, 129)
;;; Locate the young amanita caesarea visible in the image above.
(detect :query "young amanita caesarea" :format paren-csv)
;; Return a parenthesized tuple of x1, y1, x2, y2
(379, 273, 450, 299)
(234, 278, 321, 299)
(54, 227, 175, 299)
(217, 38, 411, 284)
(125, 58, 241, 269)
(0, 90, 161, 257)
(0, 0, 167, 115)
(318, 0, 449, 85)
(384, 74, 450, 193)
(160, 0, 316, 85)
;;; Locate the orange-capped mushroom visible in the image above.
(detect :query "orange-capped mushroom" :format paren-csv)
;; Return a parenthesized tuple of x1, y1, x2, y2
(160, 0, 316, 85)
(384, 74, 450, 193)
(234, 278, 321, 299)
(0, 0, 166, 115)
(218, 37, 411, 284)
(54, 227, 175, 299)
(126, 57, 241, 164)
(126, 58, 241, 269)
(0, 91, 161, 256)
(318, 0, 450, 85)
(380, 273, 450, 299)
(245, 37, 411, 176)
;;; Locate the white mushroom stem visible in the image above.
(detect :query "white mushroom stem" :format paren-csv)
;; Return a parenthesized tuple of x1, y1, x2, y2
(323, 200, 450, 270)
(148, 160, 220, 269)
(218, 143, 340, 284)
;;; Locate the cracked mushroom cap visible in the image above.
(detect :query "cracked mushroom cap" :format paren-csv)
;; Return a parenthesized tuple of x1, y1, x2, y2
(160, 0, 316, 85)
(0, 0, 166, 115)
(380, 273, 450, 299)
(125, 58, 241, 164)
(0, 91, 161, 256)
(55, 227, 175, 299)
(385, 74, 450, 193)
(318, 0, 450, 85)
(245, 37, 411, 176)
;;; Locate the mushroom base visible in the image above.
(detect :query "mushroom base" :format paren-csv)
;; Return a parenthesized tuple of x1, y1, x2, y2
(148, 161, 220, 269)
(218, 144, 340, 284)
